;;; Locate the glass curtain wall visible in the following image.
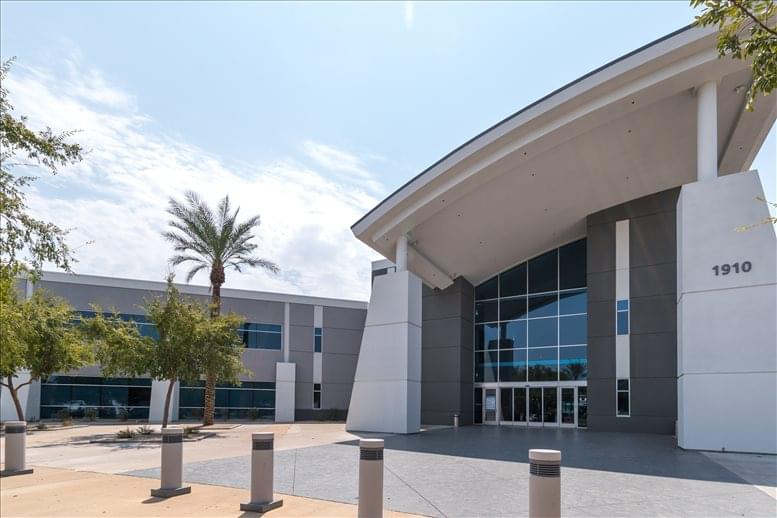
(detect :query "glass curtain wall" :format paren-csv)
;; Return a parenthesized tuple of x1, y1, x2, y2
(474, 239, 588, 423)
(40, 375, 152, 419)
(178, 381, 275, 420)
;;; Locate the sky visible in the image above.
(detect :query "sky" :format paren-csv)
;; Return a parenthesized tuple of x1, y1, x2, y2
(2, 1, 774, 301)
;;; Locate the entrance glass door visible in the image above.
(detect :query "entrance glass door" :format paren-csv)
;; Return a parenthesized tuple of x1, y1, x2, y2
(561, 387, 575, 426)
(484, 389, 497, 424)
(528, 387, 543, 425)
(578, 386, 587, 428)
(500, 388, 513, 423)
(513, 388, 527, 424)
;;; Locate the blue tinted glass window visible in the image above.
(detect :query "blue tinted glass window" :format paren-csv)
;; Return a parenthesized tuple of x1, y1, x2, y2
(559, 239, 587, 290)
(528, 347, 558, 381)
(314, 327, 323, 352)
(474, 300, 498, 323)
(528, 249, 558, 293)
(498, 349, 527, 382)
(500, 320, 527, 349)
(229, 389, 253, 408)
(499, 263, 527, 297)
(528, 318, 557, 347)
(559, 289, 587, 315)
(475, 323, 500, 350)
(616, 299, 629, 311)
(528, 294, 558, 318)
(559, 315, 587, 345)
(617, 311, 629, 335)
(559, 346, 587, 380)
(475, 276, 498, 300)
(475, 351, 498, 382)
(500, 297, 527, 321)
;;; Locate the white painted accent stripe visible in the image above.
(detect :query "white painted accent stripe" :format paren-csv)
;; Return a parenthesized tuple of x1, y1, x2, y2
(615, 219, 630, 380)
(283, 303, 290, 363)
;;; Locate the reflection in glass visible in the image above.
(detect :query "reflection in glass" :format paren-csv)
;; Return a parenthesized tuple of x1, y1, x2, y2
(543, 387, 557, 423)
(578, 387, 588, 427)
(559, 346, 588, 380)
(559, 289, 587, 315)
(528, 318, 557, 348)
(475, 276, 498, 300)
(528, 347, 558, 381)
(559, 239, 587, 289)
(499, 349, 527, 382)
(559, 315, 587, 345)
(475, 300, 499, 323)
(474, 388, 483, 424)
(500, 320, 526, 348)
(528, 294, 558, 318)
(500, 297, 527, 321)
(475, 351, 498, 382)
(514, 388, 527, 422)
(475, 323, 500, 350)
(500, 388, 513, 422)
(561, 388, 575, 424)
(529, 388, 542, 422)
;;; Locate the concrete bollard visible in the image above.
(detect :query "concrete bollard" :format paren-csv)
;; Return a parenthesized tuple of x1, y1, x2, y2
(0, 421, 33, 477)
(240, 432, 283, 513)
(453, 414, 460, 428)
(150, 427, 191, 498)
(358, 438, 384, 518)
(529, 449, 561, 518)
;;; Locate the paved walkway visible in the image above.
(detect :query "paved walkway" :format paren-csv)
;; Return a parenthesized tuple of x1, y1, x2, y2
(127, 426, 777, 517)
(0, 466, 419, 517)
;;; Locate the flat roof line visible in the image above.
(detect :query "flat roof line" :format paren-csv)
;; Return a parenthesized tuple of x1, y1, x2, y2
(38, 271, 368, 309)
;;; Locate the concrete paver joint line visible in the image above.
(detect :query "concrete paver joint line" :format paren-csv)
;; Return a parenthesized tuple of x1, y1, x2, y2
(384, 463, 448, 518)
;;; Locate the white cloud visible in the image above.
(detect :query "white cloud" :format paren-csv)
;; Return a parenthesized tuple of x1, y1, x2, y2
(6, 59, 384, 300)
(404, 1, 415, 31)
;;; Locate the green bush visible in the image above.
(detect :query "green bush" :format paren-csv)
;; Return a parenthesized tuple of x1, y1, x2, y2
(116, 427, 135, 439)
(84, 408, 98, 421)
(136, 425, 153, 435)
(117, 408, 130, 422)
(36, 422, 48, 430)
(183, 425, 200, 435)
(247, 408, 259, 421)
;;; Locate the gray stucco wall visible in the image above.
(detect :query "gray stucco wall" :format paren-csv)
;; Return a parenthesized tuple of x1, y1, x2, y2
(421, 277, 475, 425)
(587, 188, 679, 434)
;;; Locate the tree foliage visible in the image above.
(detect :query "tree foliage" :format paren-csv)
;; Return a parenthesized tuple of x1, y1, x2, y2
(0, 59, 84, 279)
(84, 277, 247, 427)
(692, 0, 777, 110)
(163, 191, 277, 425)
(0, 272, 92, 420)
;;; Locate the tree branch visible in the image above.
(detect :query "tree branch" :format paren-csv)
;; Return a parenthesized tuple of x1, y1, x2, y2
(731, 0, 777, 37)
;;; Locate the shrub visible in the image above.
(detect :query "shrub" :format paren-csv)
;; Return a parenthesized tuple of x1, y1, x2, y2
(136, 425, 153, 435)
(116, 427, 135, 439)
(56, 408, 72, 426)
(247, 408, 259, 421)
(117, 408, 130, 422)
(84, 408, 98, 421)
(36, 422, 48, 430)
(183, 425, 200, 435)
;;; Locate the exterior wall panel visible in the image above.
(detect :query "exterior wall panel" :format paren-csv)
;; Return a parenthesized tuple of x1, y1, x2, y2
(586, 188, 679, 434)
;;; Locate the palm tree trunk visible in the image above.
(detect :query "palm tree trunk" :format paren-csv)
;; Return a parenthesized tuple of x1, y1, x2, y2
(202, 280, 222, 426)
(7, 376, 25, 421)
(162, 379, 176, 428)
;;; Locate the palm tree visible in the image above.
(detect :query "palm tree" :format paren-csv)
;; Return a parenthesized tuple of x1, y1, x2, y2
(163, 191, 279, 425)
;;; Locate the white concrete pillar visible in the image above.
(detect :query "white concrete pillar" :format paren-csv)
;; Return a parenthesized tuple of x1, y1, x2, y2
(240, 432, 283, 512)
(529, 449, 561, 518)
(697, 80, 718, 181)
(150, 427, 191, 498)
(274, 362, 296, 423)
(395, 234, 408, 272)
(358, 438, 384, 518)
(0, 421, 33, 477)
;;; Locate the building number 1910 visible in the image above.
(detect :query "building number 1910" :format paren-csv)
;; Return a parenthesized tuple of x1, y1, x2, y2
(712, 261, 752, 276)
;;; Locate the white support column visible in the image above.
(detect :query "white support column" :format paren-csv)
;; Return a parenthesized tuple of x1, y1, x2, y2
(283, 303, 290, 363)
(274, 362, 296, 423)
(696, 81, 718, 182)
(395, 235, 408, 272)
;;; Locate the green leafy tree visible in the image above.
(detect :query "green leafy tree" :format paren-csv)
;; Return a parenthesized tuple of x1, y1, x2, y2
(0, 59, 84, 280)
(0, 273, 92, 420)
(85, 278, 247, 427)
(163, 192, 278, 425)
(692, 0, 776, 111)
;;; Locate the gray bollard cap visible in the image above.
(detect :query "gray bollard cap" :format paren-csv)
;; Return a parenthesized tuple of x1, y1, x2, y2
(252, 432, 274, 441)
(359, 438, 384, 449)
(529, 449, 561, 461)
(4, 421, 26, 426)
(161, 426, 184, 435)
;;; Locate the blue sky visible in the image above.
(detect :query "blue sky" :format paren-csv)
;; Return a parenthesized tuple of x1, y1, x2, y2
(2, 1, 774, 299)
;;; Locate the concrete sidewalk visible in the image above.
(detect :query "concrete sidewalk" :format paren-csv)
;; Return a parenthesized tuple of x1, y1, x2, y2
(0, 466, 422, 517)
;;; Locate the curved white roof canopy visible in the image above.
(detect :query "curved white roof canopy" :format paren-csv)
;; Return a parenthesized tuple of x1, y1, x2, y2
(353, 25, 776, 290)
